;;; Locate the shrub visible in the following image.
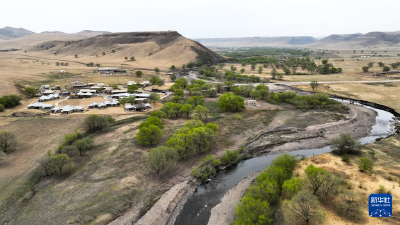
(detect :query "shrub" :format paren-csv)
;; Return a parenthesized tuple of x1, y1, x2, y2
(25, 86, 38, 98)
(221, 150, 240, 164)
(0, 130, 17, 153)
(139, 116, 164, 129)
(282, 177, 302, 199)
(358, 157, 373, 172)
(61, 131, 82, 146)
(85, 114, 109, 132)
(336, 191, 361, 218)
(341, 154, 350, 164)
(0, 104, 4, 112)
(234, 196, 272, 225)
(378, 185, 387, 194)
(147, 146, 178, 174)
(150, 110, 166, 119)
(331, 133, 361, 155)
(136, 125, 163, 146)
(305, 164, 337, 196)
(60, 146, 78, 157)
(73, 138, 92, 156)
(48, 154, 74, 175)
(284, 190, 325, 225)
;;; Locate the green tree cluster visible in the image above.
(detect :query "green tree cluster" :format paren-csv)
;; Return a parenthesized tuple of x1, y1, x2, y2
(136, 116, 164, 146)
(0, 94, 21, 110)
(218, 93, 245, 112)
(25, 87, 38, 98)
(166, 120, 218, 159)
(85, 115, 110, 132)
(234, 154, 297, 225)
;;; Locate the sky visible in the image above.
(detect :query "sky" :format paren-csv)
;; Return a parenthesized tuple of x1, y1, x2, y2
(1, 0, 400, 39)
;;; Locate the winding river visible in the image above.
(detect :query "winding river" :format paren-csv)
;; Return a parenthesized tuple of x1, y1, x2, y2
(174, 99, 397, 225)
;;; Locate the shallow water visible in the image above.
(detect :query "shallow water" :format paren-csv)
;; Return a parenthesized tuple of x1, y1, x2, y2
(174, 102, 396, 225)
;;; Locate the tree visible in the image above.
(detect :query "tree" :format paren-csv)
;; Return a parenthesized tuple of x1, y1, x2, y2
(215, 83, 224, 93)
(156, 79, 165, 86)
(111, 84, 119, 90)
(178, 103, 191, 118)
(284, 191, 325, 225)
(149, 93, 160, 105)
(139, 116, 164, 129)
(25, 86, 38, 98)
(170, 65, 176, 70)
(271, 68, 277, 79)
(125, 56, 128, 60)
(331, 133, 360, 155)
(218, 93, 245, 112)
(368, 62, 374, 68)
(60, 146, 78, 157)
(383, 66, 390, 72)
(250, 90, 261, 100)
(240, 68, 245, 74)
(337, 191, 361, 218)
(0, 130, 16, 153)
(251, 64, 256, 71)
(149, 76, 162, 85)
(147, 146, 178, 174)
(182, 64, 186, 70)
(174, 89, 184, 97)
(135, 70, 143, 77)
(234, 195, 272, 225)
(75, 55, 78, 58)
(49, 154, 74, 175)
(392, 62, 399, 69)
(154, 67, 160, 74)
(310, 81, 319, 91)
(258, 66, 263, 74)
(362, 66, 369, 73)
(305, 164, 336, 196)
(130, 56, 135, 61)
(378, 62, 384, 67)
(85, 115, 109, 132)
(38, 150, 53, 176)
(358, 157, 373, 172)
(170, 73, 177, 82)
(73, 138, 92, 156)
(230, 65, 237, 72)
(193, 105, 209, 119)
(283, 67, 291, 75)
(224, 81, 234, 91)
(0, 104, 4, 112)
(128, 84, 138, 94)
(150, 110, 166, 119)
(187, 96, 204, 108)
(136, 125, 163, 146)
(102, 52, 106, 56)
(282, 177, 302, 199)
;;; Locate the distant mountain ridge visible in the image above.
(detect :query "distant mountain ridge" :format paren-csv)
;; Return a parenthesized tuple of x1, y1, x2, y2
(195, 36, 318, 47)
(196, 31, 400, 49)
(0, 27, 35, 39)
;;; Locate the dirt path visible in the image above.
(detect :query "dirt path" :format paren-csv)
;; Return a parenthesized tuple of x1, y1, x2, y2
(207, 172, 260, 225)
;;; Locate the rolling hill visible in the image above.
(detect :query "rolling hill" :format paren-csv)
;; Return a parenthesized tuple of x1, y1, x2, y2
(0, 27, 35, 40)
(30, 31, 223, 68)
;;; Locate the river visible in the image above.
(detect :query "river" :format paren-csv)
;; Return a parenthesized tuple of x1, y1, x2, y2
(174, 99, 397, 225)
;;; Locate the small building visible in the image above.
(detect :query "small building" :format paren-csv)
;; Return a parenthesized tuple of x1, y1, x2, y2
(245, 100, 257, 107)
(88, 102, 99, 109)
(77, 92, 93, 98)
(41, 89, 54, 95)
(27, 102, 53, 110)
(111, 89, 128, 94)
(135, 103, 151, 111)
(38, 94, 59, 102)
(71, 81, 87, 89)
(51, 107, 61, 113)
(124, 104, 136, 112)
(60, 105, 84, 114)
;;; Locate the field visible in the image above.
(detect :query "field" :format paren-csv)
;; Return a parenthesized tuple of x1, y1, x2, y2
(298, 82, 400, 113)
(293, 135, 400, 225)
